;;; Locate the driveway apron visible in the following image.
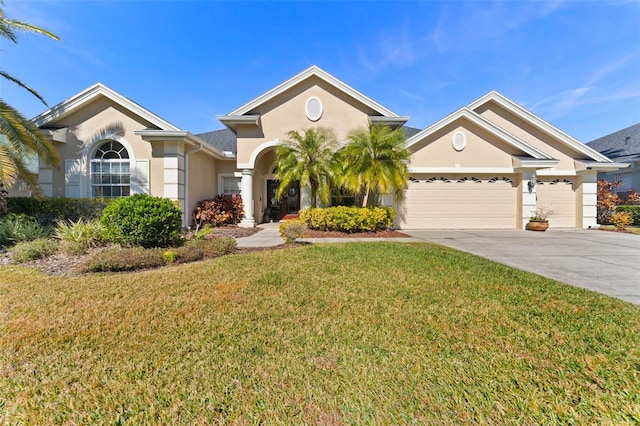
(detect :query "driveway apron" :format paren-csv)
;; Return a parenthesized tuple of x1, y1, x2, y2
(403, 229, 640, 305)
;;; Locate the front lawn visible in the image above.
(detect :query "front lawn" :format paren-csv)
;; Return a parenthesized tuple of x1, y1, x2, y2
(1, 242, 638, 424)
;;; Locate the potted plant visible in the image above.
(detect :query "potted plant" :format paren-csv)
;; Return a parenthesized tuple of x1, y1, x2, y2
(526, 207, 554, 231)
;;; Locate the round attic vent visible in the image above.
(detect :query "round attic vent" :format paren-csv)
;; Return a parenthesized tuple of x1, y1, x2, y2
(452, 131, 467, 151)
(305, 96, 323, 122)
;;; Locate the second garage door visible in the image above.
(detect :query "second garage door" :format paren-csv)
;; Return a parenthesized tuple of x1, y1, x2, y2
(400, 175, 519, 229)
(535, 178, 577, 227)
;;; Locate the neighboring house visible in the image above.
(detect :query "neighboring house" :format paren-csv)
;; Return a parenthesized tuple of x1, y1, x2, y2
(15, 66, 627, 229)
(586, 123, 639, 198)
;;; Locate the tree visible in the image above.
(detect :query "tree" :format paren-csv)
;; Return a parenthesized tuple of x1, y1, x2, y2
(339, 121, 410, 207)
(0, 3, 60, 206)
(273, 127, 339, 208)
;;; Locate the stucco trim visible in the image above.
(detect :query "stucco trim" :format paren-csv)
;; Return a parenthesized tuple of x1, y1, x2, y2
(409, 167, 516, 174)
(224, 65, 402, 119)
(467, 91, 612, 163)
(238, 138, 281, 169)
(135, 130, 224, 160)
(406, 107, 553, 160)
(32, 83, 180, 131)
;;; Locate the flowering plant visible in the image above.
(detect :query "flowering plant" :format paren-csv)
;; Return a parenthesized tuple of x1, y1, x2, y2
(530, 206, 554, 221)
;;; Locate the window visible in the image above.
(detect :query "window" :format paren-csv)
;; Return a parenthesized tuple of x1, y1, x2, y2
(90, 140, 130, 198)
(331, 188, 357, 207)
(222, 176, 242, 195)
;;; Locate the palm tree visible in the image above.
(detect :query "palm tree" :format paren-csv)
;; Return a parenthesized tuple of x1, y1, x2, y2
(0, 3, 60, 201)
(274, 127, 339, 208)
(339, 121, 410, 207)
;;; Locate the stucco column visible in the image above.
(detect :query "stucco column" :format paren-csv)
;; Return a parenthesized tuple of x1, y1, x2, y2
(581, 172, 598, 229)
(522, 170, 537, 229)
(240, 169, 255, 227)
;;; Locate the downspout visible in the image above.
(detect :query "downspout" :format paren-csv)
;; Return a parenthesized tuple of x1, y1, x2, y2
(184, 142, 203, 228)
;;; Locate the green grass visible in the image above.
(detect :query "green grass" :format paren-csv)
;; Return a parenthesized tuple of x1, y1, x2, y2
(1, 242, 639, 424)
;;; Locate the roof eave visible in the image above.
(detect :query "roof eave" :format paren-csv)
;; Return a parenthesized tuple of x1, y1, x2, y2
(135, 130, 224, 160)
(32, 83, 181, 131)
(468, 91, 612, 163)
(215, 115, 261, 133)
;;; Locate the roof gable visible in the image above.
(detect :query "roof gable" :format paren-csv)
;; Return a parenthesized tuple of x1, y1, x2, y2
(32, 83, 180, 131)
(218, 66, 408, 132)
(406, 106, 553, 160)
(467, 91, 611, 163)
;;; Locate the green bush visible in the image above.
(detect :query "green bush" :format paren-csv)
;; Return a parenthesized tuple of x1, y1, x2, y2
(300, 206, 395, 233)
(101, 194, 183, 248)
(11, 238, 59, 263)
(54, 219, 107, 255)
(615, 205, 640, 225)
(279, 219, 307, 243)
(5, 197, 110, 226)
(0, 214, 53, 246)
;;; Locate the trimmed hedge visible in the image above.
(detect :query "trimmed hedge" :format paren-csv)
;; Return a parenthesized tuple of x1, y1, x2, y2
(5, 197, 110, 226)
(615, 205, 640, 225)
(300, 206, 395, 233)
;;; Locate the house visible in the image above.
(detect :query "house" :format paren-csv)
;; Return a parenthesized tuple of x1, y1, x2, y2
(586, 123, 639, 198)
(22, 66, 627, 229)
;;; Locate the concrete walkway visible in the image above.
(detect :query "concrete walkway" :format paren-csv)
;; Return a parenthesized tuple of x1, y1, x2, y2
(235, 224, 640, 305)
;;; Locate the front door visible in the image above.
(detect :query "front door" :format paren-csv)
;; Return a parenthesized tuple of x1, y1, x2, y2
(267, 180, 300, 221)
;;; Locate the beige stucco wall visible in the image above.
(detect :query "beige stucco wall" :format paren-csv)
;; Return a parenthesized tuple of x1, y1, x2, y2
(185, 151, 218, 223)
(236, 76, 378, 166)
(47, 96, 158, 197)
(474, 102, 586, 171)
(409, 119, 521, 169)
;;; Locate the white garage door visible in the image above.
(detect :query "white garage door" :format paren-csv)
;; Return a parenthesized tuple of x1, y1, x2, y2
(536, 178, 576, 227)
(400, 175, 518, 229)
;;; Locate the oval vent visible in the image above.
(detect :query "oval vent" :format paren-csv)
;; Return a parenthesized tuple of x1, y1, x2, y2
(305, 97, 323, 122)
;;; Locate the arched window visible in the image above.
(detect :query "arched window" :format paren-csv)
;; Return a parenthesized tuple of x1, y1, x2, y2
(90, 140, 130, 197)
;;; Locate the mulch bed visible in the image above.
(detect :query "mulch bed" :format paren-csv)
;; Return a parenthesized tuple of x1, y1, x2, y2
(302, 229, 407, 238)
(1, 226, 407, 277)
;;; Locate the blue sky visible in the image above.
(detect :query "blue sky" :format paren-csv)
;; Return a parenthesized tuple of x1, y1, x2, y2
(3, 0, 639, 142)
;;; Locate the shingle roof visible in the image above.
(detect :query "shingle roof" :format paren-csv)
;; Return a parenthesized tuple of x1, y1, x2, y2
(196, 129, 237, 154)
(586, 123, 640, 163)
(196, 125, 424, 156)
(402, 126, 422, 139)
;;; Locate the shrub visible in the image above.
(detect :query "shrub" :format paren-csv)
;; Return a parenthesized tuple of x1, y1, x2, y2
(5, 197, 110, 226)
(162, 250, 178, 263)
(54, 219, 106, 255)
(615, 205, 640, 225)
(300, 206, 395, 233)
(77, 238, 236, 273)
(78, 247, 166, 273)
(193, 224, 213, 241)
(176, 238, 236, 264)
(0, 214, 53, 246)
(101, 194, 183, 248)
(11, 238, 59, 263)
(193, 194, 244, 228)
(279, 219, 307, 244)
(611, 211, 633, 231)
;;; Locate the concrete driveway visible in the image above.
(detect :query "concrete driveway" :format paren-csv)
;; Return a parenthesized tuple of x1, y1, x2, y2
(403, 228, 640, 305)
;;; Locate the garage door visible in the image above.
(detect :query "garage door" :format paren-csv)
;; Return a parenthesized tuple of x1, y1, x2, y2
(536, 178, 576, 227)
(400, 175, 518, 229)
